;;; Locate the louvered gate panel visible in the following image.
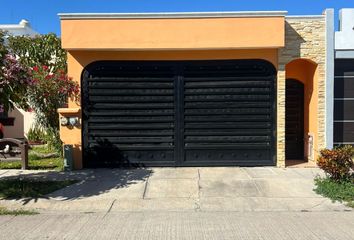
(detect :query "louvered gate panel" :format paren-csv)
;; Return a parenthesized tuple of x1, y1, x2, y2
(82, 62, 176, 167)
(183, 61, 275, 166)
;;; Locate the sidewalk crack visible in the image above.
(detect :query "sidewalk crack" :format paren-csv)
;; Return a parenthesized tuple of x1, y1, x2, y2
(103, 199, 116, 218)
(142, 170, 152, 199)
(195, 169, 201, 211)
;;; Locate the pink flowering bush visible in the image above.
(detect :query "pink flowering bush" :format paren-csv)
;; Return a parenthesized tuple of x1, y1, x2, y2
(29, 65, 79, 132)
(0, 54, 32, 111)
(24, 65, 79, 151)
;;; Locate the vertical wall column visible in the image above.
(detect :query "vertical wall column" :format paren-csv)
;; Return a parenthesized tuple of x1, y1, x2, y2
(325, 9, 334, 149)
(277, 65, 286, 167)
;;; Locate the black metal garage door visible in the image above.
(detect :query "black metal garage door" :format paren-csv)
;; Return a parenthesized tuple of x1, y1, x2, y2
(82, 60, 276, 167)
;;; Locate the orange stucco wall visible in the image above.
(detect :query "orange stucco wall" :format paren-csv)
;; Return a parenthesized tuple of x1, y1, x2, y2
(58, 15, 292, 169)
(59, 49, 278, 169)
(68, 49, 279, 83)
(61, 17, 285, 50)
(286, 59, 318, 161)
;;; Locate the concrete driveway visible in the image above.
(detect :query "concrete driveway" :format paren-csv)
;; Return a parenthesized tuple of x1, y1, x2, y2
(0, 167, 351, 213)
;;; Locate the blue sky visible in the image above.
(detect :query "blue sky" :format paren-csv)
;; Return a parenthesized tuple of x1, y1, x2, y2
(1, 0, 354, 35)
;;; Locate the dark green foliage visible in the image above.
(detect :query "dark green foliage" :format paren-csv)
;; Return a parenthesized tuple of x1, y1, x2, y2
(314, 177, 354, 208)
(0, 207, 38, 215)
(27, 126, 46, 143)
(7, 33, 66, 72)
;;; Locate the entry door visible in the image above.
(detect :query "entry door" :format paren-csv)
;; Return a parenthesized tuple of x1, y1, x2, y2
(285, 79, 304, 160)
(82, 60, 276, 167)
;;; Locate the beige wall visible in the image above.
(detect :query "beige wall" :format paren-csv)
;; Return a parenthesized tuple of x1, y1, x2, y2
(4, 107, 35, 139)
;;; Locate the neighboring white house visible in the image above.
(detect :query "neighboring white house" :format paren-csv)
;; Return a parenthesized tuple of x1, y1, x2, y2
(0, 19, 38, 139)
(0, 19, 38, 36)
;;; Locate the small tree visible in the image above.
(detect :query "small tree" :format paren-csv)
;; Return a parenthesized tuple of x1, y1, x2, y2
(1, 54, 33, 112)
(0, 31, 6, 66)
(0, 31, 6, 64)
(7, 33, 67, 72)
(29, 65, 79, 131)
(4, 33, 78, 152)
(0, 31, 32, 113)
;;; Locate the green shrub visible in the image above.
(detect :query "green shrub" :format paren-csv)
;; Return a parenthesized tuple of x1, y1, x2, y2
(317, 145, 354, 181)
(26, 125, 46, 143)
(314, 177, 354, 207)
(0, 206, 38, 215)
(43, 129, 62, 155)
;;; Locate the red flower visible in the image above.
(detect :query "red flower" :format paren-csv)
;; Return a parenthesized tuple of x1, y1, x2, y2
(42, 65, 49, 71)
(33, 66, 39, 72)
(45, 74, 53, 80)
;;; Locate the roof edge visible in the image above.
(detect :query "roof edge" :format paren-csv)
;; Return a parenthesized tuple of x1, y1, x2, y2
(58, 11, 288, 20)
(0, 24, 26, 29)
(286, 15, 324, 19)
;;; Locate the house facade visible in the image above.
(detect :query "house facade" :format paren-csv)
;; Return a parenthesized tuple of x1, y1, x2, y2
(58, 10, 334, 169)
(0, 19, 38, 139)
(334, 9, 354, 147)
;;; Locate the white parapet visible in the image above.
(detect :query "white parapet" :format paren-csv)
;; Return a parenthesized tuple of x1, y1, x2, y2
(335, 9, 354, 51)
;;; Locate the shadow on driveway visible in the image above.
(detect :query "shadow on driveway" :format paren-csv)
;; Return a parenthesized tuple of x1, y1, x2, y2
(0, 168, 152, 204)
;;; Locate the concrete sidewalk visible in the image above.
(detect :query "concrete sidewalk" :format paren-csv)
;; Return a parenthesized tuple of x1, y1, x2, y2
(0, 167, 352, 213)
(1, 211, 354, 240)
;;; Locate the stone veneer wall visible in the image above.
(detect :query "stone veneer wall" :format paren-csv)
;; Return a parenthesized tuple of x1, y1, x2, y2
(277, 16, 326, 167)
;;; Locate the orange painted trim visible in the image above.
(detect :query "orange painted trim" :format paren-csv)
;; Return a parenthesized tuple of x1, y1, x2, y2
(58, 108, 80, 114)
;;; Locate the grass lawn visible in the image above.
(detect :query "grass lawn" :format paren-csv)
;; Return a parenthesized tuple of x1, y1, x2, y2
(314, 177, 354, 208)
(0, 179, 77, 199)
(30, 145, 57, 155)
(0, 157, 63, 170)
(0, 206, 38, 216)
(0, 144, 63, 170)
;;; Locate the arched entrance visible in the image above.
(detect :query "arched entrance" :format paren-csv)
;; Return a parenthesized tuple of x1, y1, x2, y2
(285, 58, 318, 165)
(286, 79, 304, 160)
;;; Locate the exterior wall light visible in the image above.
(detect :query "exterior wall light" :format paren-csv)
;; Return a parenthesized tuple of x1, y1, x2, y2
(60, 116, 69, 126)
(68, 117, 79, 127)
(60, 117, 79, 127)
